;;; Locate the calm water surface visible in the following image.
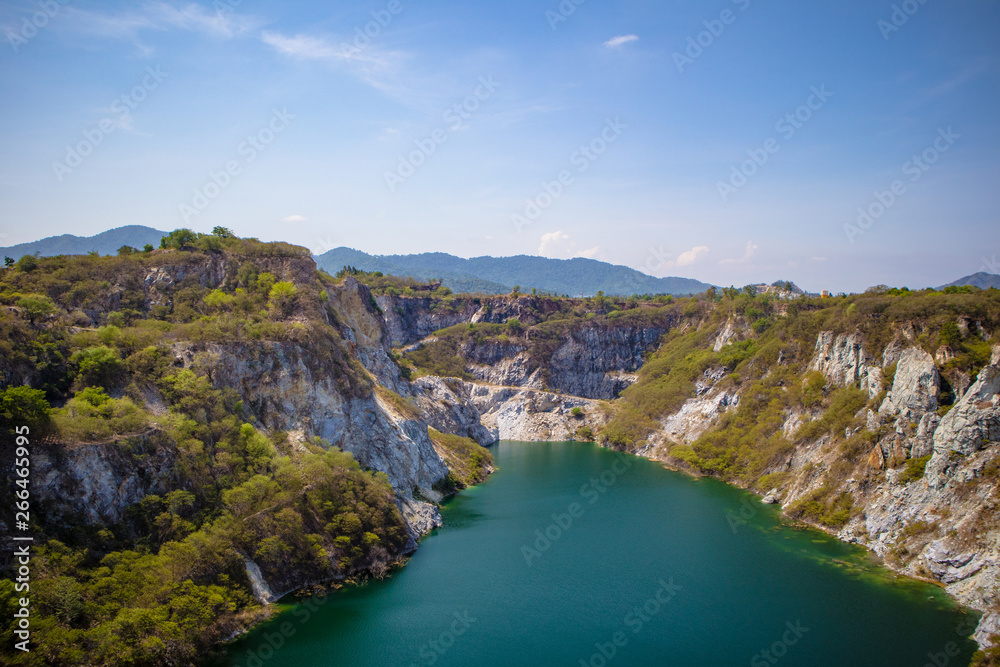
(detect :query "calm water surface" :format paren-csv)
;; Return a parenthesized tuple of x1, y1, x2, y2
(218, 441, 978, 667)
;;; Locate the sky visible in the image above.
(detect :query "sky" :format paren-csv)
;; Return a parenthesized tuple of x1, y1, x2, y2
(0, 0, 998, 293)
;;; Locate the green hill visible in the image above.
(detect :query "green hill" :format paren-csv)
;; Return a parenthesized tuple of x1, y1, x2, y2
(316, 247, 714, 297)
(0, 225, 168, 259)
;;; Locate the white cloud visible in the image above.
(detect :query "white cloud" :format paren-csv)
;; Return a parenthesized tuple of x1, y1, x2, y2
(720, 241, 758, 266)
(676, 245, 709, 267)
(538, 231, 599, 259)
(261, 32, 348, 62)
(604, 34, 639, 48)
(539, 231, 570, 255)
(62, 2, 259, 42)
(260, 30, 410, 99)
(281, 215, 307, 223)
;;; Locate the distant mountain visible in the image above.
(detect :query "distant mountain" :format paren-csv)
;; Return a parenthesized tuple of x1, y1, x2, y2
(315, 248, 714, 297)
(0, 225, 169, 260)
(940, 272, 1000, 290)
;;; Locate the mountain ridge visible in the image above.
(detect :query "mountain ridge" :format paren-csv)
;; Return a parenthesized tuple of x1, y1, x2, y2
(316, 247, 715, 297)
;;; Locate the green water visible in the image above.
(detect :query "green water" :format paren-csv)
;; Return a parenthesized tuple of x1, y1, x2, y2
(218, 442, 979, 667)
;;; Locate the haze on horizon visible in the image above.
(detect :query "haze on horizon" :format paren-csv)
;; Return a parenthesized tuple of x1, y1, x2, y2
(0, 0, 998, 293)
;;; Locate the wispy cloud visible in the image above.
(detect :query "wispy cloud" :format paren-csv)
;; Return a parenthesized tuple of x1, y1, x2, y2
(261, 32, 350, 62)
(62, 2, 260, 41)
(604, 34, 639, 48)
(720, 241, 758, 265)
(260, 30, 415, 100)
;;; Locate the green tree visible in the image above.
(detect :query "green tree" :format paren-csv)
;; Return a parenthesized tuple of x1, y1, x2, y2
(268, 281, 298, 316)
(71, 346, 123, 388)
(212, 226, 235, 239)
(117, 245, 138, 256)
(0, 386, 52, 431)
(3, 256, 13, 268)
(939, 321, 962, 348)
(16, 254, 38, 272)
(159, 229, 199, 250)
(16, 294, 57, 324)
(142, 244, 154, 253)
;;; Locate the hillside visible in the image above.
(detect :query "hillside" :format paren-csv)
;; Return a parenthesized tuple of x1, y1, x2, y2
(0, 225, 168, 259)
(942, 273, 1000, 290)
(3, 229, 1000, 665)
(315, 247, 715, 297)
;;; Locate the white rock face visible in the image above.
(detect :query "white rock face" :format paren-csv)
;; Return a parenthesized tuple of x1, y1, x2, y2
(659, 389, 740, 444)
(243, 559, 277, 604)
(462, 382, 606, 442)
(879, 347, 940, 418)
(713, 317, 746, 352)
(809, 331, 882, 397)
(926, 364, 1000, 488)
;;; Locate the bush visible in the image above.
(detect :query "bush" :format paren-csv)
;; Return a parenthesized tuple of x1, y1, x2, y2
(898, 455, 933, 484)
(70, 346, 123, 388)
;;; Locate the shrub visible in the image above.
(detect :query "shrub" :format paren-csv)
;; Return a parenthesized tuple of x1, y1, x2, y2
(70, 346, 123, 388)
(898, 455, 933, 484)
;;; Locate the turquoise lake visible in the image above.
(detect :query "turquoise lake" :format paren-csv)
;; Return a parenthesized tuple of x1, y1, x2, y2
(217, 441, 979, 666)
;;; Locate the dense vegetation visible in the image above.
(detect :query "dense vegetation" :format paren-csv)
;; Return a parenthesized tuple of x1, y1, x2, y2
(0, 230, 416, 665)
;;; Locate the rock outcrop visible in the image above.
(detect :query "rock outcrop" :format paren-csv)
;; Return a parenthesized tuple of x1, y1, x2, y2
(879, 347, 941, 418)
(33, 431, 177, 526)
(463, 382, 607, 443)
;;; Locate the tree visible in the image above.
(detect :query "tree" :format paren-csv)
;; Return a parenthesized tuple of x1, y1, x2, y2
(118, 245, 138, 256)
(142, 244, 154, 253)
(16, 294, 57, 324)
(211, 226, 235, 239)
(511, 285, 521, 295)
(0, 386, 51, 431)
(159, 229, 199, 250)
(71, 346, 123, 388)
(3, 256, 13, 268)
(15, 254, 38, 272)
(268, 281, 298, 316)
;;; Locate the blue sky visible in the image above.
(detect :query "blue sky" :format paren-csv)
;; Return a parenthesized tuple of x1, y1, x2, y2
(0, 0, 998, 292)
